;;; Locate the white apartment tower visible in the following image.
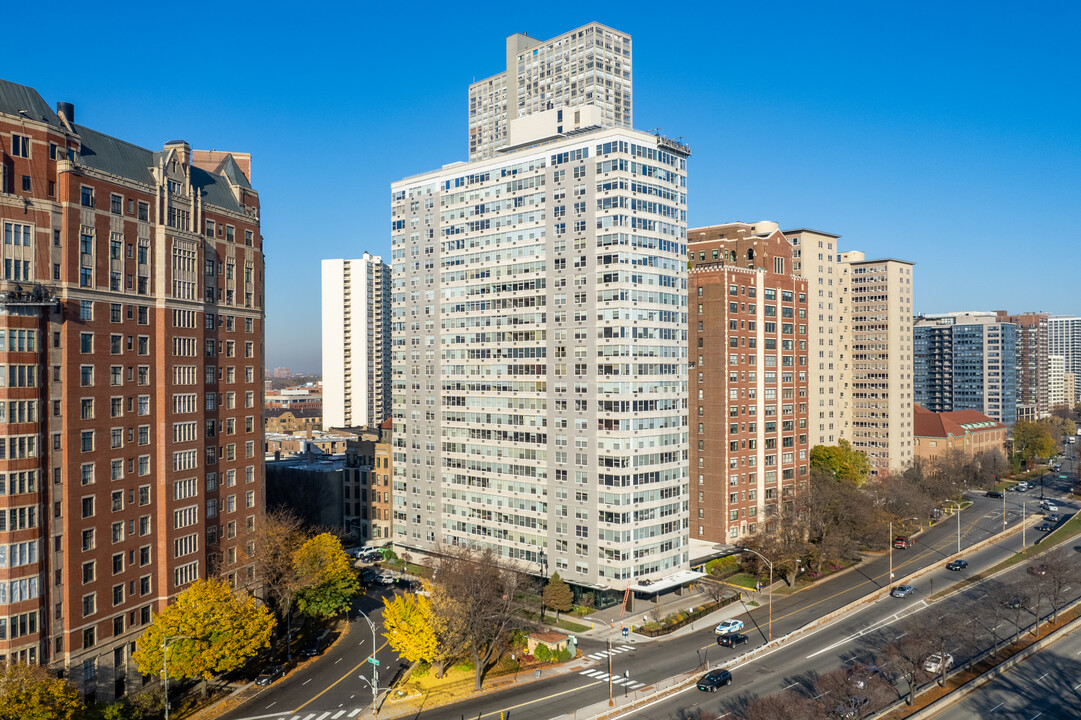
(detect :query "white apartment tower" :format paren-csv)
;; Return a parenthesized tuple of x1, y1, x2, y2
(321, 254, 391, 429)
(1049, 316, 1081, 402)
(468, 23, 633, 161)
(838, 252, 915, 473)
(785, 229, 843, 446)
(393, 26, 689, 594)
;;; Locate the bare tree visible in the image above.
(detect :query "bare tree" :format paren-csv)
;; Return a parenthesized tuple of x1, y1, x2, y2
(699, 578, 730, 605)
(1037, 548, 1080, 625)
(428, 545, 532, 690)
(922, 613, 963, 687)
(251, 509, 309, 658)
(982, 582, 1017, 657)
(736, 691, 817, 720)
(812, 666, 871, 719)
(955, 599, 987, 670)
(880, 618, 933, 705)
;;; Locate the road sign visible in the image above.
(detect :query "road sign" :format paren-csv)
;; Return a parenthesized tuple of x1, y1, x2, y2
(368, 656, 380, 666)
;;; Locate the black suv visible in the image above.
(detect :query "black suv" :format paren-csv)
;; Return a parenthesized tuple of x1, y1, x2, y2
(986, 490, 1004, 499)
(717, 633, 749, 648)
(697, 669, 732, 692)
(301, 629, 332, 657)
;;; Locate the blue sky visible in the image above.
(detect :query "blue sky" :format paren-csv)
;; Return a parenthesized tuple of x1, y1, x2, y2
(10, 2, 1079, 372)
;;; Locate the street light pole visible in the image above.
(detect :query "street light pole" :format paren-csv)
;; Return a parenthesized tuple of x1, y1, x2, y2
(608, 621, 614, 706)
(358, 611, 379, 717)
(888, 520, 893, 586)
(735, 547, 774, 641)
(1022, 501, 1026, 551)
(162, 635, 198, 720)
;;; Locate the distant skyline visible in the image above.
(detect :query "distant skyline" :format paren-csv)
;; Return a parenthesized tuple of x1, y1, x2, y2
(8, 1, 1078, 372)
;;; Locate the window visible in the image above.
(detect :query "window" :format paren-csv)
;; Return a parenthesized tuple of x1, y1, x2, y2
(80, 431, 94, 452)
(80, 333, 93, 353)
(110, 194, 122, 215)
(138, 201, 149, 221)
(81, 186, 95, 208)
(11, 134, 29, 158)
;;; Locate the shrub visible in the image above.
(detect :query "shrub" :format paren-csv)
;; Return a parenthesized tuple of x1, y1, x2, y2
(453, 661, 474, 672)
(705, 555, 739, 576)
(534, 644, 552, 662)
(571, 605, 591, 617)
(410, 662, 430, 679)
(556, 648, 572, 663)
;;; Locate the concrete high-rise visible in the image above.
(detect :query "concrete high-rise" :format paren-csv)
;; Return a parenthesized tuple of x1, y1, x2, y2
(838, 253, 915, 474)
(1049, 354, 1067, 410)
(392, 25, 689, 597)
(914, 312, 1018, 426)
(0, 80, 264, 698)
(995, 311, 1049, 421)
(688, 222, 809, 544)
(468, 23, 632, 161)
(1049, 316, 1081, 403)
(321, 254, 391, 429)
(784, 229, 843, 447)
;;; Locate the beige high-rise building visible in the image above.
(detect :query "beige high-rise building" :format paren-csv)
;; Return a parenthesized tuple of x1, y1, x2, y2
(468, 23, 633, 161)
(838, 252, 915, 474)
(1049, 354, 1067, 410)
(785, 229, 843, 447)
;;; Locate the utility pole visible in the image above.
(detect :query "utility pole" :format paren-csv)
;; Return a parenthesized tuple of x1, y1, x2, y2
(608, 620, 614, 706)
(162, 635, 198, 720)
(358, 611, 379, 717)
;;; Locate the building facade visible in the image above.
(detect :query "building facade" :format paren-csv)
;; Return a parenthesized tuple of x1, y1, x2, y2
(393, 80, 689, 593)
(0, 80, 263, 699)
(996, 311, 1049, 421)
(1048, 316, 1081, 403)
(914, 312, 1018, 426)
(321, 254, 391, 429)
(838, 252, 915, 474)
(1049, 354, 1067, 410)
(468, 23, 633, 161)
(784, 229, 843, 447)
(687, 222, 809, 544)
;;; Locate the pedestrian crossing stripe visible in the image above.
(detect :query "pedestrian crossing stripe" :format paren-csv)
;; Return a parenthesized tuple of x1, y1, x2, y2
(331, 713, 346, 720)
(617, 645, 634, 651)
(628, 681, 644, 689)
(348, 712, 361, 718)
(315, 713, 331, 720)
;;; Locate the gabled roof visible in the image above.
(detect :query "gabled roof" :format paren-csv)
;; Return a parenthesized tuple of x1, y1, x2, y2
(913, 404, 1005, 439)
(0, 79, 60, 127)
(74, 124, 155, 185)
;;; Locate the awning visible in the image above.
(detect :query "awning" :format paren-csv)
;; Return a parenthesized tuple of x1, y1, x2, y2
(628, 569, 705, 594)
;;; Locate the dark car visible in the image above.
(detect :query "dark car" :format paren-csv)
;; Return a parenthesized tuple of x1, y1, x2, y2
(986, 490, 1004, 499)
(945, 559, 968, 571)
(717, 632, 749, 648)
(1047, 514, 1061, 524)
(697, 669, 732, 692)
(300, 629, 332, 657)
(255, 664, 285, 686)
(1035, 523, 1053, 532)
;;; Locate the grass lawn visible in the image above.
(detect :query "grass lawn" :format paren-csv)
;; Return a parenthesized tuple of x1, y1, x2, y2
(727, 573, 759, 589)
(519, 609, 590, 633)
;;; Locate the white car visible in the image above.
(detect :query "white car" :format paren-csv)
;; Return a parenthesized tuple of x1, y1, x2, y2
(923, 652, 954, 673)
(714, 619, 744, 635)
(1042, 500, 1059, 512)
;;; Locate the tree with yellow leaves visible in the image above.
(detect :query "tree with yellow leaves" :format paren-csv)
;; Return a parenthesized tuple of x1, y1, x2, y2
(382, 590, 458, 676)
(294, 533, 361, 620)
(133, 578, 274, 697)
(0, 663, 82, 720)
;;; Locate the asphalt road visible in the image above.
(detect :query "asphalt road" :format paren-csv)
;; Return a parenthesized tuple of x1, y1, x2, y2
(934, 622, 1081, 720)
(225, 457, 1078, 720)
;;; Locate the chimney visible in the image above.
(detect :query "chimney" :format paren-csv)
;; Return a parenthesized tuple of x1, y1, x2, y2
(56, 101, 75, 125)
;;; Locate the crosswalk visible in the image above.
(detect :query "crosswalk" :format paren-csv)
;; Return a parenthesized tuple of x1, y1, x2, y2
(585, 644, 635, 661)
(579, 667, 645, 689)
(268, 710, 362, 720)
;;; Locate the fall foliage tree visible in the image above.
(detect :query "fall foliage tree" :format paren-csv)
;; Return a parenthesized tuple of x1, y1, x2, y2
(810, 439, 871, 486)
(542, 573, 574, 622)
(132, 578, 275, 696)
(382, 591, 440, 667)
(1013, 421, 1053, 465)
(0, 663, 82, 720)
(251, 509, 308, 655)
(294, 533, 361, 619)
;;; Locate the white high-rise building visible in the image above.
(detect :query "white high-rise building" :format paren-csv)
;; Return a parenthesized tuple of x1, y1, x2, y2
(321, 254, 391, 429)
(468, 23, 633, 161)
(1049, 316, 1081, 402)
(1049, 354, 1067, 409)
(393, 56, 689, 592)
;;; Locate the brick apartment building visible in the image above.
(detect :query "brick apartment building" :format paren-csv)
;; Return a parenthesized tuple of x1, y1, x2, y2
(688, 222, 809, 544)
(0, 79, 263, 700)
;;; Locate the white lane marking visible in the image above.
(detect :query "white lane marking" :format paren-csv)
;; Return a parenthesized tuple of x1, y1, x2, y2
(1036, 672, 1049, 682)
(611, 678, 626, 685)
(587, 653, 606, 660)
(807, 607, 924, 659)
(618, 645, 635, 651)
(813, 691, 830, 700)
(302, 678, 312, 685)
(265, 702, 276, 709)
(334, 657, 342, 664)
(302, 715, 316, 720)
(783, 682, 800, 690)
(331, 713, 346, 719)
(990, 702, 1004, 711)
(315, 713, 330, 720)
(593, 673, 610, 681)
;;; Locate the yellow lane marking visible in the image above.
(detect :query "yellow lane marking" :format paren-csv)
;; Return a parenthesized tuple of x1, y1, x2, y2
(292, 639, 391, 713)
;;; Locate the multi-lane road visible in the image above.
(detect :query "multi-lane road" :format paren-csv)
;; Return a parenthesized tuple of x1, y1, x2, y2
(225, 457, 1078, 720)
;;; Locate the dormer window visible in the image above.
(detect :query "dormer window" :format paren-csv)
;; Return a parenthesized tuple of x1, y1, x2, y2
(167, 180, 183, 196)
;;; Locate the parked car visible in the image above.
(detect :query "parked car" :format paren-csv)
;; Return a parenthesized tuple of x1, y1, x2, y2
(1016, 481, 1029, 491)
(893, 536, 913, 549)
(835, 697, 870, 719)
(1003, 595, 1025, 610)
(300, 629, 332, 657)
(376, 571, 397, 585)
(1035, 523, 1053, 532)
(696, 669, 733, 692)
(923, 653, 954, 673)
(890, 585, 915, 598)
(714, 619, 745, 635)
(717, 632, 749, 648)
(986, 490, 1004, 499)
(847, 663, 881, 689)
(255, 664, 286, 686)
(945, 559, 968, 571)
